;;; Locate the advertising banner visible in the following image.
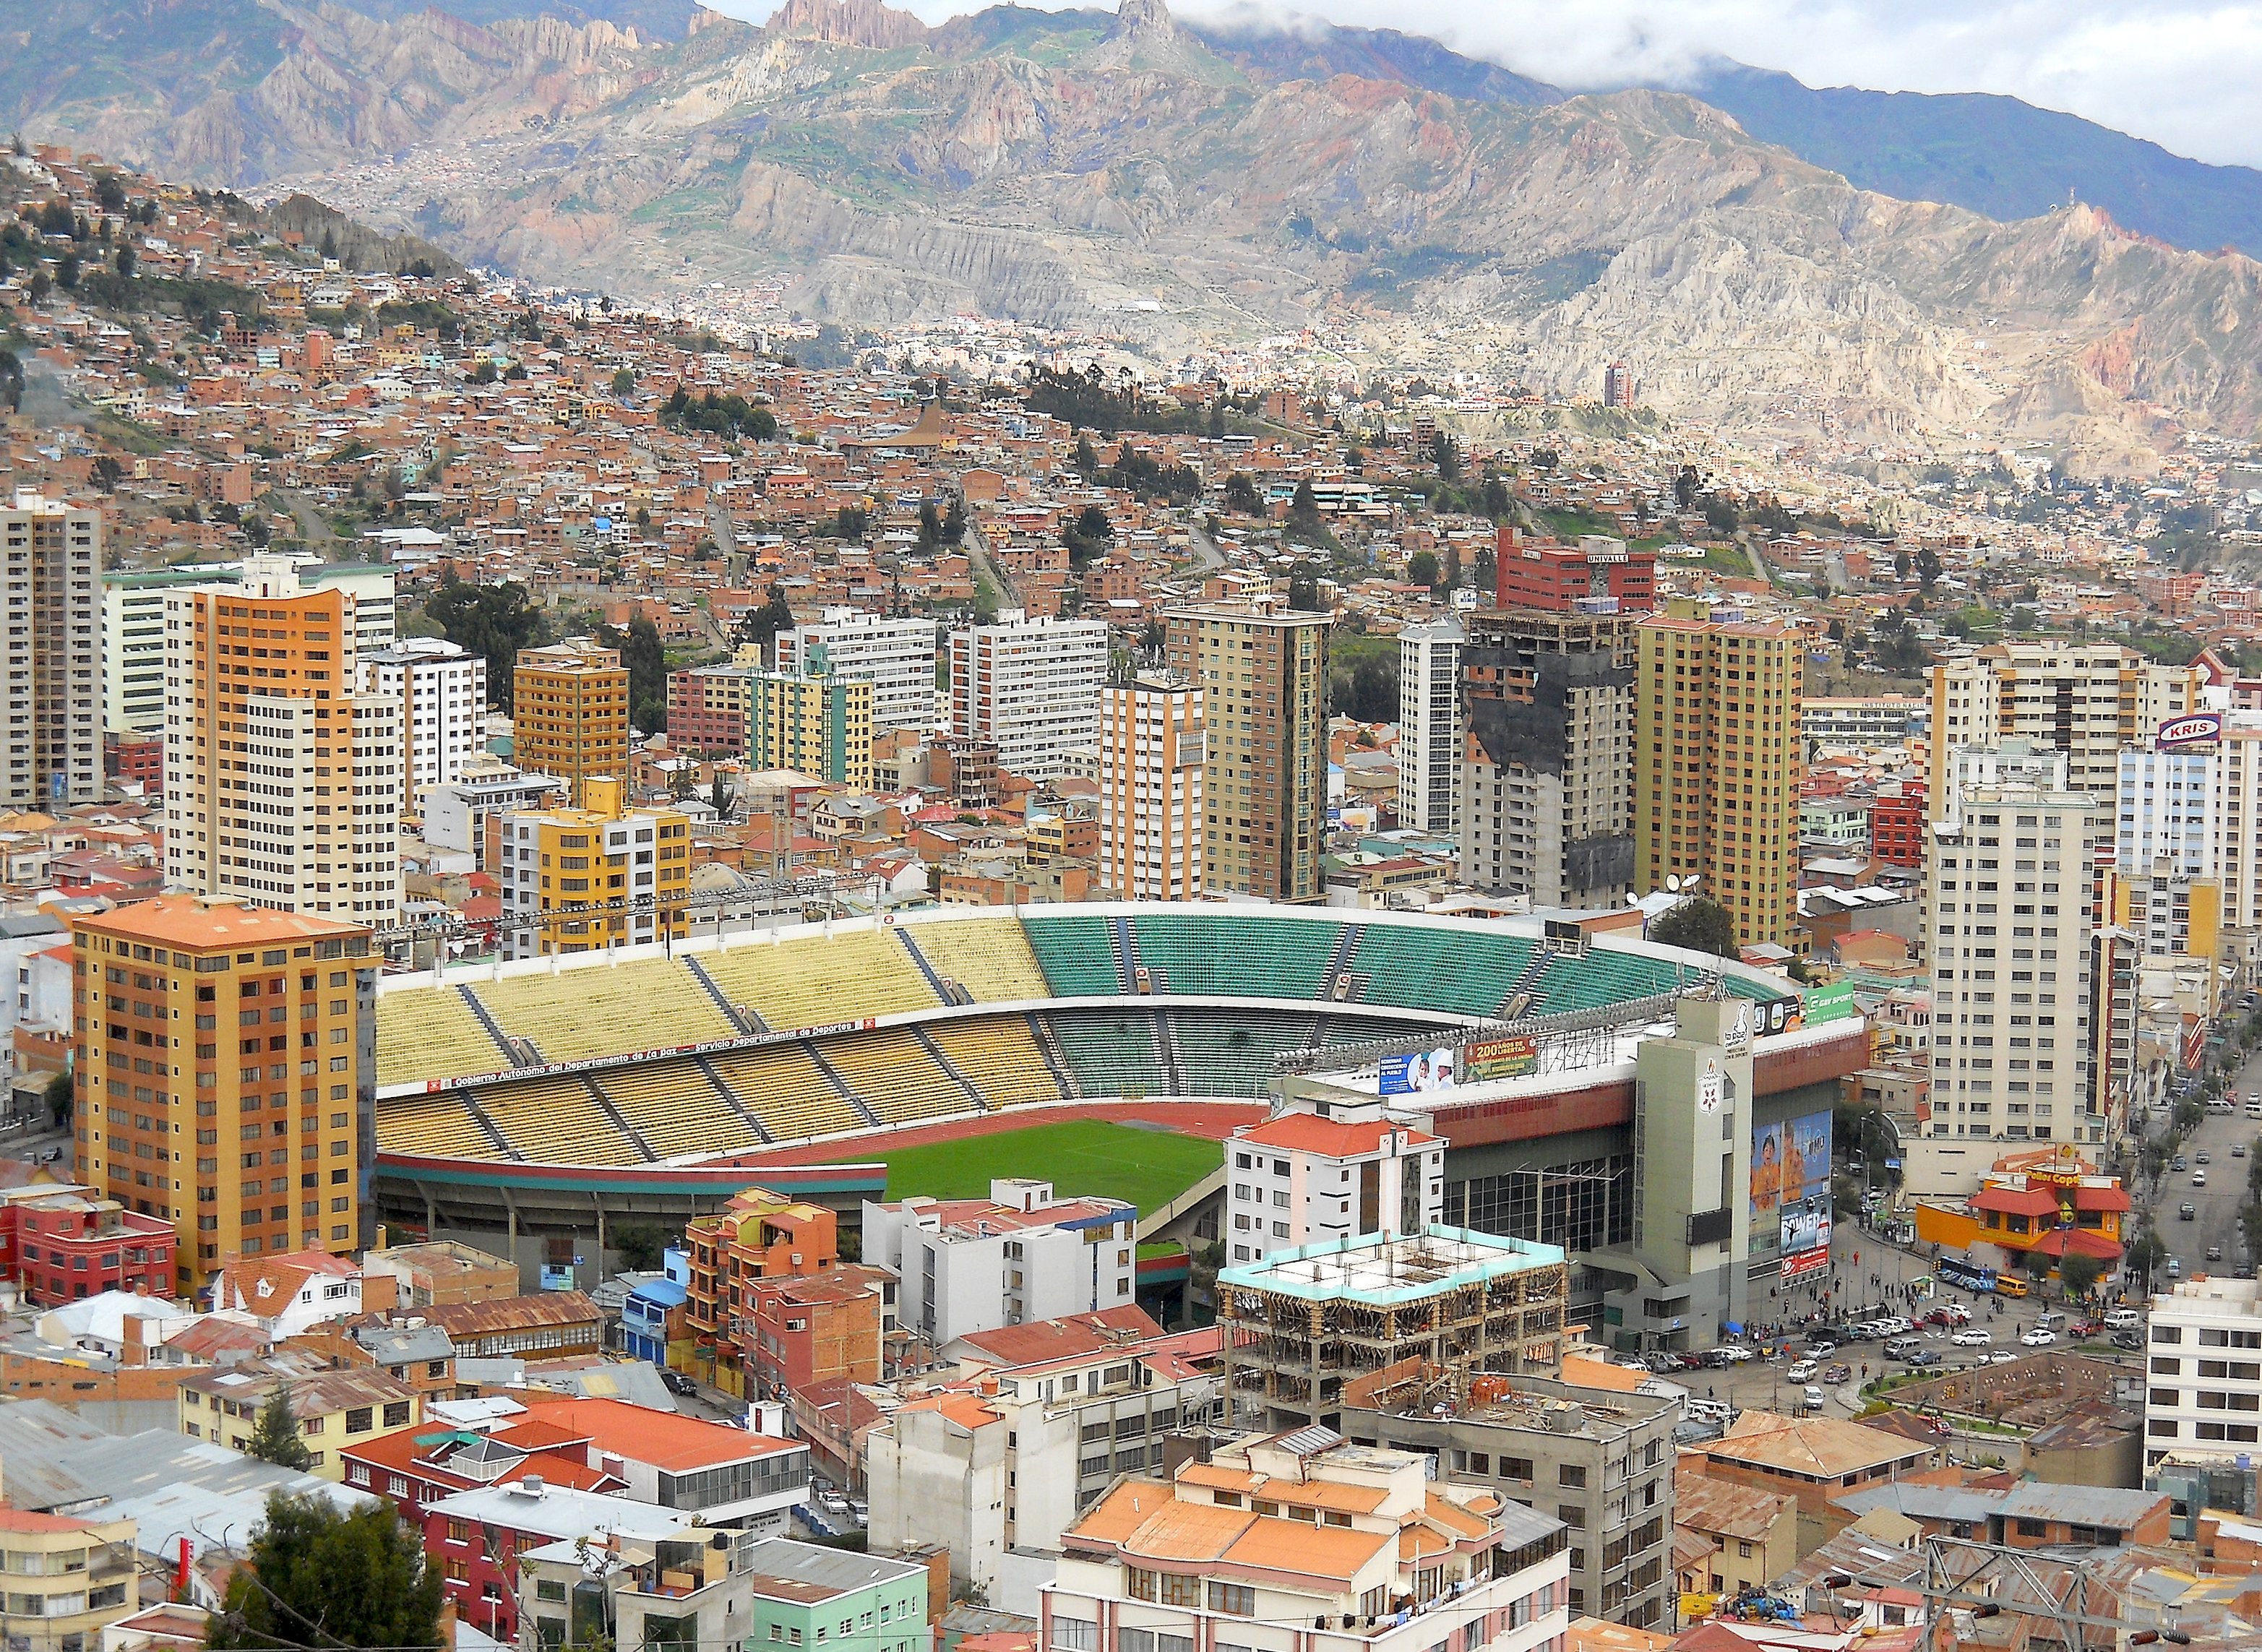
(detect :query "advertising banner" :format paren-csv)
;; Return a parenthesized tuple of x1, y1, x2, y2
(1380, 1047, 1456, 1095)
(1753, 1109, 1833, 1269)
(1465, 1035, 1538, 1082)
(1802, 981, 1857, 1027)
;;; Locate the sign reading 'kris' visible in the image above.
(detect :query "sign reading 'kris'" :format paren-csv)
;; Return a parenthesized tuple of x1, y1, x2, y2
(2157, 712, 2224, 750)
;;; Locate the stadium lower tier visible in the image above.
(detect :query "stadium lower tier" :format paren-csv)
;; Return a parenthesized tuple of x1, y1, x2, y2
(376, 1003, 1441, 1165)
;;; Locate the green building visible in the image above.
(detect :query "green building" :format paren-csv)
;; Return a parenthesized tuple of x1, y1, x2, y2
(742, 1539, 930, 1652)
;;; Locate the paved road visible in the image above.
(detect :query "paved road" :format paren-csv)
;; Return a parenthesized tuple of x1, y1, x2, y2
(2142, 1083, 2262, 1283)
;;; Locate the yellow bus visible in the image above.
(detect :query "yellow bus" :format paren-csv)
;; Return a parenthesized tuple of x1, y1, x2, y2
(1993, 1274, 2029, 1299)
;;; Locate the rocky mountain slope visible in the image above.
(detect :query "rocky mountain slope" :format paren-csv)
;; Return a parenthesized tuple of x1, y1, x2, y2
(8, 0, 2259, 463)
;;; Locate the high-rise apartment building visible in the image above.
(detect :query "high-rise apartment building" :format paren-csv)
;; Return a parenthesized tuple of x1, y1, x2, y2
(106, 568, 215, 736)
(2115, 747, 2213, 874)
(1494, 528, 1656, 614)
(1925, 772, 2098, 1148)
(69, 893, 376, 1294)
(1461, 611, 1635, 905)
(1930, 642, 2201, 812)
(2, 489, 102, 808)
(162, 561, 403, 924)
(778, 612, 939, 733)
(1097, 673, 1204, 900)
(496, 778, 691, 958)
(1162, 601, 1330, 903)
(2145, 1276, 2262, 1470)
(2213, 715, 2262, 930)
(299, 566, 397, 657)
(948, 617, 1107, 780)
(1633, 607, 1803, 949)
(748, 668, 873, 788)
(666, 664, 752, 757)
(514, 638, 630, 809)
(1396, 615, 1463, 835)
(362, 637, 486, 819)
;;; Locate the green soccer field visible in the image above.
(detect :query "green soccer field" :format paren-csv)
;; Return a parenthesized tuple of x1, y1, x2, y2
(830, 1119, 1223, 1216)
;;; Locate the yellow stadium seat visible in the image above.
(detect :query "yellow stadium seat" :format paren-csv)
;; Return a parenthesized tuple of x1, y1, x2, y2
(926, 1016, 1067, 1108)
(474, 1074, 642, 1165)
(599, 1059, 762, 1160)
(704, 1044, 868, 1143)
(470, 959, 736, 1066)
(698, 929, 940, 1031)
(908, 919, 1052, 1002)
(817, 1028, 971, 1126)
(374, 987, 513, 1090)
(375, 1093, 502, 1159)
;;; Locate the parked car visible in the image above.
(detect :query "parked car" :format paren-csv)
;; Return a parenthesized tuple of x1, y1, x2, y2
(1805, 1340, 1839, 1359)
(2110, 1330, 2143, 1351)
(2021, 1328, 2059, 1347)
(1951, 1328, 1993, 1346)
(661, 1370, 697, 1397)
(2236, 1143, 2248, 1158)
(2208, 1244, 2226, 1262)
(2102, 1307, 2142, 1329)
(1904, 1349, 1943, 1368)
(1982, 1350, 2020, 1364)
(1802, 1385, 1828, 1411)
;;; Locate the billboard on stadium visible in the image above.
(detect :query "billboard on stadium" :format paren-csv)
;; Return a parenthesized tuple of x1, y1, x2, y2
(1752, 1109, 1832, 1273)
(1380, 1048, 1456, 1095)
(1464, 1035, 1538, 1082)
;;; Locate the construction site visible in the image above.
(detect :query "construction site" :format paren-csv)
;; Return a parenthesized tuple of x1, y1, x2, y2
(1218, 1226, 1570, 1432)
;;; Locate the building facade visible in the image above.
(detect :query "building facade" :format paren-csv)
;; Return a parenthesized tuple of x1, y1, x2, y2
(4, 491, 103, 809)
(160, 559, 403, 923)
(1396, 616, 1463, 835)
(1493, 528, 1656, 614)
(748, 667, 874, 788)
(1633, 607, 1804, 950)
(2146, 1275, 2262, 1470)
(666, 664, 752, 757)
(861, 1179, 1137, 1350)
(362, 637, 486, 819)
(949, 618, 1108, 781)
(513, 638, 630, 809)
(1930, 643, 2201, 813)
(1459, 611, 1635, 905)
(69, 895, 377, 1295)
(0, 1508, 138, 1652)
(495, 785, 692, 958)
(1224, 1104, 1442, 1267)
(1161, 601, 1330, 903)
(1098, 674, 1205, 901)
(778, 612, 940, 733)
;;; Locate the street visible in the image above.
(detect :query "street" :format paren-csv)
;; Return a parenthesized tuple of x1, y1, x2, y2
(2138, 1089, 2262, 1282)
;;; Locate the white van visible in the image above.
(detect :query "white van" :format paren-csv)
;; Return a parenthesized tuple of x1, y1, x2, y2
(2103, 1308, 2141, 1329)
(1802, 1385, 1827, 1411)
(2034, 1310, 2065, 1335)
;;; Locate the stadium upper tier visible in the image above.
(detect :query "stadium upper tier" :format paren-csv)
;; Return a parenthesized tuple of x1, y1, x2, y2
(374, 905, 1779, 1166)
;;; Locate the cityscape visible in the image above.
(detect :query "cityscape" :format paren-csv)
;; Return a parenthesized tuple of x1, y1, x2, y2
(2, 7, 2262, 1648)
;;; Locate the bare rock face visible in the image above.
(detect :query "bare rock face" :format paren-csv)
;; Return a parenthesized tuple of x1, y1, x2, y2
(13, 0, 2262, 455)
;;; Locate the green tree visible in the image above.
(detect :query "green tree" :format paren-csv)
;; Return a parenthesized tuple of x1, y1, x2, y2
(942, 496, 966, 544)
(2057, 1252, 2103, 1304)
(423, 576, 544, 712)
(1916, 545, 1943, 590)
(611, 366, 635, 398)
(614, 1223, 673, 1272)
(1648, 896, 1739, 959)
(57, 252, 81, 291)
(1406, 550, 1440, 589)
(113, 244, 135, 280)
(598, 616, 667, 735)
(1287, 562, 1323, 614)
(1222, 472, 1262, 515)
(246, 1386, 312, 1471)
(918, 501, 944, 551)
(44, 1071, 70, 1130)
(1072, 434, 1098, 480)
(733, 582, 797, 662)
(207, 1492, 442, 1652)
(710, 770, 732, 819)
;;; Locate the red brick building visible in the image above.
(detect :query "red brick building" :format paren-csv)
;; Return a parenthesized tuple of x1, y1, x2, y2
(1494, 526, 1656, 614)
(665, 665, 751, 757)
(1868, 785, 1926, 868)
(11, 1192, 176, 1304)
(741, 1265, 888, 1397)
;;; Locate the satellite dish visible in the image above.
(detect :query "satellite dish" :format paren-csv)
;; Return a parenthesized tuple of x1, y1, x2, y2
(1625, 890, 1639, 905)
(1666, 874, 1682, 892)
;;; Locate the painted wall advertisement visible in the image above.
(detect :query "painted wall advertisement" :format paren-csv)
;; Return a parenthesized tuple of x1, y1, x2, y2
(1463, 1035, 1538, 1082)
(1752, 1110, 1833, 1279)
(1380, 1048, 1456, 1094)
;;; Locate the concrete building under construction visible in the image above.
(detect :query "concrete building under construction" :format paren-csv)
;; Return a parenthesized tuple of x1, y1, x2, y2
(1218, 1226, 1569, 1433)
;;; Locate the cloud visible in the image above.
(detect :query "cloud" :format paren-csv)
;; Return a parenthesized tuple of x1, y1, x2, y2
(698, 0, 2262, 170)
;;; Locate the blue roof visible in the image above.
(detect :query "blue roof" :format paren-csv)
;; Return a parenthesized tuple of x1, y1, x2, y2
(626, 1277, 689, 1307)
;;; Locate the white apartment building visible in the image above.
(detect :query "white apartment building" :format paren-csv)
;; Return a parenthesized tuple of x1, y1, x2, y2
(2, 490, 102, 808)
(1801, 694, 1927, 749)
(778, 611, 939, 733)
(1044, 1431, 1571, 1652)
(1396, 616, 1462, 835)
(867, 1322, 1227, 1609)
(162, 560, 403, 923)
(1098, 674, 1204, 901)
(2211, 715, 2262, 932)
(1926, 768, 2098, 1148)
(424, 767, 567, 868)
(948, 618, 1107, 780)
(1930, 642, 2200, 810)
(361, 637, 487, 816)
(1224, 1103, 1442, 1265)
(2117, 747, 2213, 874)
(299, 564, 397, 656)
(861, 1179, 1136, 1350)
(2145, 1275, 2262, 1469)
(104, 573, 210, 736)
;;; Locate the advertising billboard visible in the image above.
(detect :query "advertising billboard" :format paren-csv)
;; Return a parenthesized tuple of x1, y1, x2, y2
(1801, 981, 1857, 1027)
(2158, 712, 2224, 750)
(1380, 1048, 1456, 1095)
(1464, 1035, 1538, 1082)
(1752, 1109, 1832, 1274)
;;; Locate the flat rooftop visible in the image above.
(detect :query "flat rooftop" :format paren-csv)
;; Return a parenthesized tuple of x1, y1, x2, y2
(1218, 1226, 1565, 1305)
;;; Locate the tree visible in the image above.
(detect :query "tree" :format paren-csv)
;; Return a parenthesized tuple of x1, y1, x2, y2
(710, 770, 732, 819)
(27, 269, 50, 306)
(1673, 465, 1699, 508)
(56, 252, 80, 291)
(1287, 562, 1323, 614)
(614, 1223, 672, 1272)
(611, 366, 635, 398)
(598, 615, 667, 735)
(1072, 434, 1098, 480)
(1406, 550, 1440, 589)
(917, 501, 944, 551)
(92, 456, 124, 492)
(942, 496, 966, 544)
(113, 244, 135, 280)
(1916, 545, 1943, 590)
(247, 1386, 313, 1471)
(1222, 472, 1262, 515)
(44, 1071, 70, 1130)
(1432, 431, 1461, 484)
(319, 226, 337, 262)
(423, 576, 544, 712)
(1648, 895, 1739, 960)
(733, 582, 797, 662)
(2057, 1252, 2103, 1303)
(207, 1491, 442, 1652)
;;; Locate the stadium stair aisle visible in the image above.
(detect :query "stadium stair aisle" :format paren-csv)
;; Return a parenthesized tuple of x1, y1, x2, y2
(682, 955, 761, 1033)
(1129, 913, 1341, 999)
(819, 1028, 971, 1125)
(374, 985, 517, 1090)
(912, 1027, 987, 1110)
(469, 960, 737, 1065)
(603, 1058, 762, 1158)
(925, 1016, 1067, 1108)
(694, 1054, 773, 1144)
(906, 919, 1052, 1002)
(1348, 924, 1537, 1017)
(375, 1091, 512, 1160)
(698, 929, 942, 1030)
(471, 1073, 643, 1165)
(1044, 1009, 1164, 1097)
(704, 1044, 868, 1142)
(1022, 915, 1127, 997)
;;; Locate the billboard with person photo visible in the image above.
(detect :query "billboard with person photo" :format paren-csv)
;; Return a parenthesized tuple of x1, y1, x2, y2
(1754, 1110, 1833, 1274)
(1380, 1048, 1456, 1095)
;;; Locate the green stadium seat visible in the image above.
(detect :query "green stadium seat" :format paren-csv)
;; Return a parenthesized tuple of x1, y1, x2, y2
(1022, 916, 1125, 998)
(1045, 1010, 1163, 1096)
(1128, 913, 1341, 999)
(1348, 924, 1538, 1017)
(1169, 1009, 1317, 1095)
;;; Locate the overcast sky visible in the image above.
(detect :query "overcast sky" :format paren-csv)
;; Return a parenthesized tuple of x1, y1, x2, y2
(704, 0, 2262, 170)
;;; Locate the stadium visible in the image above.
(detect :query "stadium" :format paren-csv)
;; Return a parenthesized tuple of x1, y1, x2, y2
(370, 903, 1870, 1338)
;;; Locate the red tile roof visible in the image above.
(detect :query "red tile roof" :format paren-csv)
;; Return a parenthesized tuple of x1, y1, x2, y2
(1234, 1113, 1437, 1158)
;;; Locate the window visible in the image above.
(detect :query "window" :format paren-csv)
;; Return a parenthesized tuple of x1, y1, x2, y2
(1052, 1619, 1097, 1651)
(1559, 1464, 1588, 1489)
(1208, 1583, 1256, 1616)
(345, 1407, 374, 1434)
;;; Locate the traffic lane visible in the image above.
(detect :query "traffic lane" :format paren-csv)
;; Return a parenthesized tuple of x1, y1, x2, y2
(2154, 1106, 2259, 1275)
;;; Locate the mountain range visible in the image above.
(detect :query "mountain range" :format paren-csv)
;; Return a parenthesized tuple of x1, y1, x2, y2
(6, 0, 2262, 467)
